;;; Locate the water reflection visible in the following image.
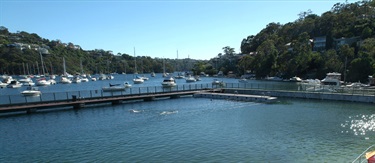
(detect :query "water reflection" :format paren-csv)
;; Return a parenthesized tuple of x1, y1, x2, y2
(342, 114, 375, 136)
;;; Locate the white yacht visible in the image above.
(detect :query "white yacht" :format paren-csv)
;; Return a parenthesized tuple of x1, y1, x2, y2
(60, 76, 72, 84)
(321, 72, 342, 87)
(124, 82, 132, 88)
(289, 76, 302, 82)
(0, 81, 8, 88)
(36, 78, 51, 86)
(18, 77, 35, 86)
(212, 79, 221, 85)
(185, 75, 196, 83)
(7, 80, 22, 88)
(21, 87, 41, 96)
(81, 76, 89, 82)
(102, 83, 126, 92)
(175, 72, 185, 79)
(140, 75, 149, 81)
(161, 76, 177, 87)
(133, 76, 144, 84)
(72, 76, 82, 83)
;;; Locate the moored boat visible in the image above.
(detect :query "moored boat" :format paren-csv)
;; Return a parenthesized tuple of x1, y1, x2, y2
(161, 76, 177, 87)
(7, 80, 22, 88)
(321, 72, 343, 86)
(72, 76, 82, 83)
(81, 77, 89, 82)
(175, 72, 185, 79)
(21, 87, 41, 96)
(60, 77, 72, 84)
(185, 75, 196, 83)
(124, 82, 132, 88)
(133, 76, 144, 84)
(36, 78, 51, 86)
(289, 76, 302, 82)
(0, 81, 7, 88)
(102, 83, 126, 92)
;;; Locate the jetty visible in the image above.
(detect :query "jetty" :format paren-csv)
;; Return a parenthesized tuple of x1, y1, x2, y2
(0, 90, 203, 114)
(0, 82, 374, 115)
(194, 92, 277, 103)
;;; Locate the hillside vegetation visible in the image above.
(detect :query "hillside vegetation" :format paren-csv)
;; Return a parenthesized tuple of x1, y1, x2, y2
(1, 1, 374, 83)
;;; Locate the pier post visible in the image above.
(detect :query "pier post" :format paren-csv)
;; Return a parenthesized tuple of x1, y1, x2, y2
(26, 108, 37, 114)
(171, 95, 180, 99)
(73, 103, 85, 109)
(144, 96, 155, 101)
(112, 100, 122, 105)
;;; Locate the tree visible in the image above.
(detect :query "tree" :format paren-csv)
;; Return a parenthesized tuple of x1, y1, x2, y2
(347, 58, 373, 82)
(297, 9, 313, 21)
(222, 46, 235, 56)
(238, 55, 255, 75)
(253, 39, 278, 77)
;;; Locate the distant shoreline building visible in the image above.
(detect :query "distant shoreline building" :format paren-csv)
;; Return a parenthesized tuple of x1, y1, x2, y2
(313, 36, 326, 52)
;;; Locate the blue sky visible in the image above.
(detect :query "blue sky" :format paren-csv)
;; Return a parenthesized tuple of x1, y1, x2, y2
(0, 0, 354, 60)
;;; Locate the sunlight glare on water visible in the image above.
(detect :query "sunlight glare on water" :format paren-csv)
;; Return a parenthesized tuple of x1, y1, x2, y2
(342, 114, 375, 137)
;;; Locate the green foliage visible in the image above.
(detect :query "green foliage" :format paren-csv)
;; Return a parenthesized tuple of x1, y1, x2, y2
(239, 0, 375, 82)
(2, 0, 375, 83)
(0, 30, 201, 75)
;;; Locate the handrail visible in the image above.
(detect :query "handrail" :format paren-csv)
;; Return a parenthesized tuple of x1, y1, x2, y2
(0, 82, 374, 106)
(352, 144, 375, 163)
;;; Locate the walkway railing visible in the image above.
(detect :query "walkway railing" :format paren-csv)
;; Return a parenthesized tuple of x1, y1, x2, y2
(225, 82, 375, 96)
(0, 83, 217, 106)
(1, 82, 374, 106)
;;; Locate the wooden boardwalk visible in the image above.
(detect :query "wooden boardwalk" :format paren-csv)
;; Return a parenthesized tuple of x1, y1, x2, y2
(0, 90, 204, 114)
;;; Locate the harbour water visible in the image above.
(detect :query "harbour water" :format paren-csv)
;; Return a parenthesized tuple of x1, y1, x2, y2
(1, 74, 375, 162)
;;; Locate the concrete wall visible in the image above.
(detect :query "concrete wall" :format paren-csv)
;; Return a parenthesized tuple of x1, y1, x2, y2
(223, 89, 375, 103)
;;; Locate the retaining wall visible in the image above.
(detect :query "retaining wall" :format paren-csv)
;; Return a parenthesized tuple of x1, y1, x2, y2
(223, 89, 375, 103)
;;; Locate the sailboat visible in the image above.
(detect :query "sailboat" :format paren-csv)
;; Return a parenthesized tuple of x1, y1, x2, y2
(174, 50, 184, 79)
(80, 59, 89, 82)
(162, 58, 168, 77)
(60, 57, 72, 84)
(36, 52, 55, 86)
(132, 47, 144, 84)
(123, 61, 132, 88)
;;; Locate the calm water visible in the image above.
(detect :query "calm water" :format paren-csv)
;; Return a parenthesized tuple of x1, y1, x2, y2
(0, 73, 296, 96)
(1, 74, 375, 162)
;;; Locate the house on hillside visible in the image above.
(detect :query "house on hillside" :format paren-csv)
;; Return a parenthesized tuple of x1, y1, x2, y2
(313, 36, 326, 52)
(333, 36, 361, 49)
(38, 47, 49, 54)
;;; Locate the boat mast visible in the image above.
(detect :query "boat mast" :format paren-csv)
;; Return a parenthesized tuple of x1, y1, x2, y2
(36, 61, 40, 75)
(80, 58, 84, 75)
(26, 63, 30, 75)
(134, 47, 137, 74)
(63, 57, 66, 76)
(124, 60, 127, 74)
(50, 62, 53, 75)
(39, 51, 45, 76)
(22, 63, 26, 75)
(163, 57, 166, 74)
